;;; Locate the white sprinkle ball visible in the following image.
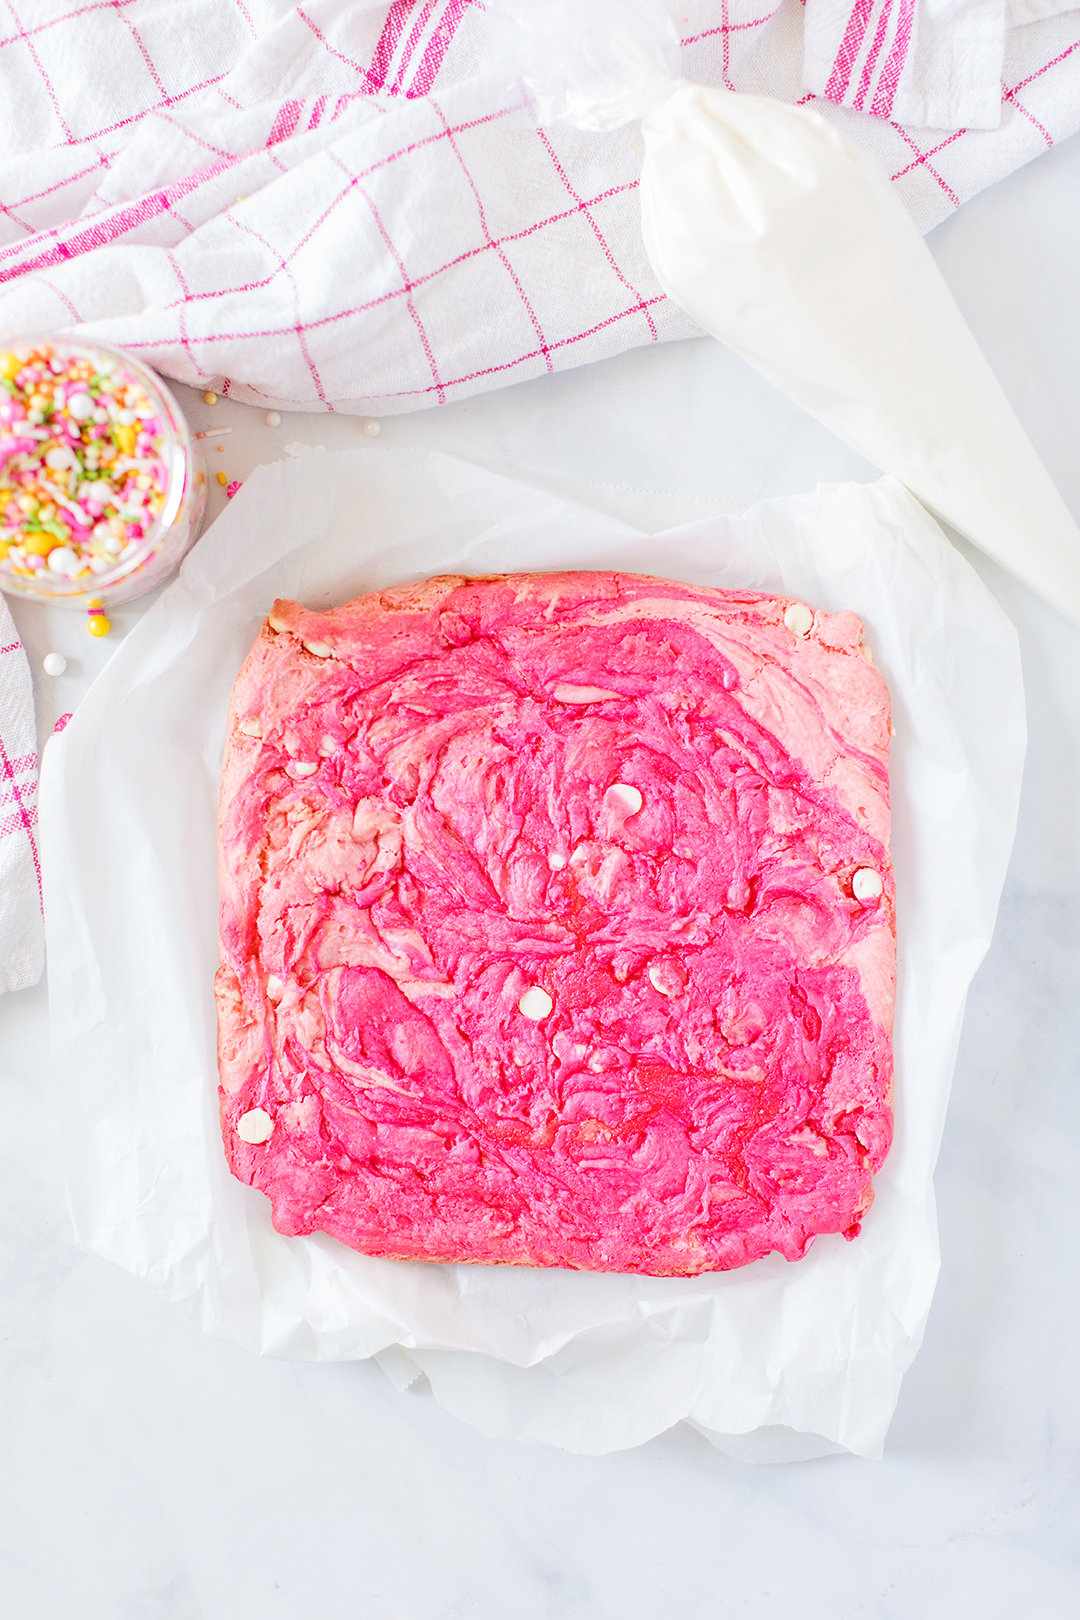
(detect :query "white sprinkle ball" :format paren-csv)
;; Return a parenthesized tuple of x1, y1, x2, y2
(42, 652, 66, 677)
(361, 418, 382, 438)
(236, 1108, 275, 1144)
(265, 411, 282, 427)
(46, 546, 79, 575)
(518, 986, 553, 1021)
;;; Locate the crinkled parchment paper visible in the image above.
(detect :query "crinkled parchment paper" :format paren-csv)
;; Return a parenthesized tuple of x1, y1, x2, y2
(40, 447, 1024, 1460)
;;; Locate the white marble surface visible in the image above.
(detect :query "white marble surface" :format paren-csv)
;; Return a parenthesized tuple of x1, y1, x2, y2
(3, 135, 1080, 1618)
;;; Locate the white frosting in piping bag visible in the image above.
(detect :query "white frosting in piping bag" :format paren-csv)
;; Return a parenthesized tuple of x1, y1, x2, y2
(639, 81, 1080, 626)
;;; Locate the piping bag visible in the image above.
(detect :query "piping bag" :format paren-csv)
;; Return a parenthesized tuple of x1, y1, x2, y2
(491, 0, 1080, 626)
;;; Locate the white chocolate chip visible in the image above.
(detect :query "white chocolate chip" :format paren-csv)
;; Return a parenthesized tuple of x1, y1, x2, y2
(648, 964, 675, 997)
(237, 716, 262, 737)
(266, 975, 284, 1000)
(236, 1108, 275, 1144)
(289, 760, 318, 778)
(606, 782, 643, 816)
(518, 986, 553, 1021)
(783, 602, 815, 637)
(318, 734, 337, 756)
(303, 640, 332, 658)
(859, 641, 874, 664)
(267, 612, 291, 633)
(852, 867, 884, 901)
(547, 852, 567, 870)
(552, 684, 621, 704)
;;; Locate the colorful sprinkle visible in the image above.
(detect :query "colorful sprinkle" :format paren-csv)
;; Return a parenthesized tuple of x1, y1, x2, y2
(0, 340, 170, 589)
(226, 480, 242, 500)
(265, 411, 281, 428)
(203, 390, 219, 405)
(42, 651, 67, 677)
(86, 597, 111, 638)
(361, 419, 382, 438)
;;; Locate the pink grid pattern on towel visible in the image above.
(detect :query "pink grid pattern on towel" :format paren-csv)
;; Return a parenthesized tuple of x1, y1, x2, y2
(0, 1, 1077, 416)
(0, 595, 42, 994)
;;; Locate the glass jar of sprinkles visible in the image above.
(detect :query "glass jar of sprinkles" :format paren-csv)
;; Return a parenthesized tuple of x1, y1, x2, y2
(0, 335, 206, 608)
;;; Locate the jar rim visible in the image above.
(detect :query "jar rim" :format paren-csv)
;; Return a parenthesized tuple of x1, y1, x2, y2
(0, 333, 200, 600)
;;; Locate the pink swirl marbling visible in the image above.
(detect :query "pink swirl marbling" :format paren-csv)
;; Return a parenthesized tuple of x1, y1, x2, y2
(216, 572, 895, 1275)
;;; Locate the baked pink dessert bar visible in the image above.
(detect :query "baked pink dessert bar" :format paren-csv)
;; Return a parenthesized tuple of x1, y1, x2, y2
(216, 572, 895, 1275)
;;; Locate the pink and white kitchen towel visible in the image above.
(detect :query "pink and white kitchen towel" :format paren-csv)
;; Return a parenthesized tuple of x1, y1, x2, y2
(0, 0, 1077, 417)
(0, 595, 42, 994)
(803, 0, 1065, 131)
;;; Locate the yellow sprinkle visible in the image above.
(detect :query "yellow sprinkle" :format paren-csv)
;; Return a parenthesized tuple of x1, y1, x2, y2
(114, 423, 137, 457)
(0, 353, 18, 379)
(87, 613, 112, 638)
(216, 470, 228, 486)
(204, 390, 219, 405)
(23, 533, 60, 556)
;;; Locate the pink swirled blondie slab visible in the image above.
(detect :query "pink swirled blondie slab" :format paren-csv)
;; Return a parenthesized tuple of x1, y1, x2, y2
(216, 572, 895, 1275)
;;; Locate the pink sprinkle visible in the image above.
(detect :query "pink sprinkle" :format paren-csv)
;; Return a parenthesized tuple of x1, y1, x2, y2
(226, 480, 242, 499)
